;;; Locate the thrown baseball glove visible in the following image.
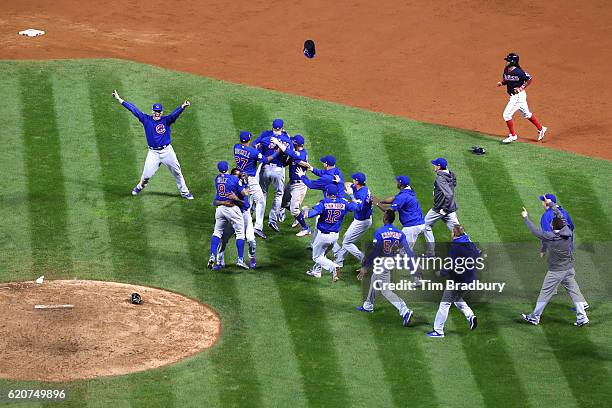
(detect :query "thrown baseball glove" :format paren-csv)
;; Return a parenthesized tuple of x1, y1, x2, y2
(131, 292, 143, 305)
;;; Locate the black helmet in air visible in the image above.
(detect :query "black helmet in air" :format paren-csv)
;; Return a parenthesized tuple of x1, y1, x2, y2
(504, 53, 520, 66)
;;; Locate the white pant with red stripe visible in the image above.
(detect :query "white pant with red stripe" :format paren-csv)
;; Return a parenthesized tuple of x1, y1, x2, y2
(503, 90, 532, 121)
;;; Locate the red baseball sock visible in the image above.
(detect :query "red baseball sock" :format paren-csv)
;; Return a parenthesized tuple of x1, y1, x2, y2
(529, 115, 543, 131)
(505, 120, 516, 136)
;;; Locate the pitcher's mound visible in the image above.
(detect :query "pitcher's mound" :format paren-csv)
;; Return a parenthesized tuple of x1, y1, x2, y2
(0, 280, 221, 381)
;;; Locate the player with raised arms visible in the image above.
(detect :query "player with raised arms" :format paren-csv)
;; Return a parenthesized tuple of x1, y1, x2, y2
(112, 90, 193, 199)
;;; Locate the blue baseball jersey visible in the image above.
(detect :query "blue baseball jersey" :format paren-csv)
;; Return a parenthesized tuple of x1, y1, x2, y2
(233, 144, 265, 177)
(285, 148, 308, 181)
(390, 188, 425, 227)
(307, 197, 357, 234)
(121, 101, 184, 149)
(254, 130, 293, 167)
(237, 179, 251, 212)
(300, 174, 337, 196)
(213, 173, 245, 204)
(363, 224, 414, 268)
(502, 66, 531, 95)
(540, 206, 574, 232)
(311, 167, 346, 198)
(440, 234, 480, 284)
(350, 185, 372, 220)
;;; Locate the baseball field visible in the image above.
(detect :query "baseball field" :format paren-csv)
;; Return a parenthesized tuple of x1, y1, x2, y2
(1, 58, 611, 407)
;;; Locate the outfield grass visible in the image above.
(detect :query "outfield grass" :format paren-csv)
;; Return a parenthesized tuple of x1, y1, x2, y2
(0, 59, 611, 408)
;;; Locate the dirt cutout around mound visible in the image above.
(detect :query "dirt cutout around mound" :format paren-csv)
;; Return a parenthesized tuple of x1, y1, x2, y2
(0, 280, 220, 382)
(1, 1, 611, 159)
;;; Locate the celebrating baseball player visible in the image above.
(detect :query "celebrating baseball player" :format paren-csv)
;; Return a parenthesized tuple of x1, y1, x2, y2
(213, 168, 258, 270)
(373, 175, 427, 285)
(423, 158, 459, 256)
(233, 130, 279, 239)
(521, 198, 589, 326)
(497, 53, 548, 144)
(333, 172, 373, 275)
(356, 210, 415, 327)
(294, 155, 344, 239)
(426, 225, 479, 338)
(301, 184, 358, 281)
(272, 135, 310, 232)
(373, 176, 427, 250)
(208, 161, 250, 270)
(253, 119, 293, 233)
(111, 90, 193, 199)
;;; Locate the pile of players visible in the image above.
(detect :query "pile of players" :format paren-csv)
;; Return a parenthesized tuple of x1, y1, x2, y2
(206, 118, 590, 336)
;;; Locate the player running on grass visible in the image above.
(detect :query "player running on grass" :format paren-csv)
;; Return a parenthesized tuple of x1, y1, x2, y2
(497, 53, 547, 144)
(426, 225, 479, 338)
(356, 210, 415, 327)
(112, 90, 194, 199)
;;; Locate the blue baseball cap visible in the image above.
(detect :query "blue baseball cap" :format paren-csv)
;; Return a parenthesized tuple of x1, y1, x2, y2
(292, 134, 305, 146)
(304, 39, 316, 59)
(326, 184, 338, 196)
(351, 172, 366, 184)
(539, 193, 557, 203)
(217, 161, 229, 173)
(396, 175, 411, 186)
(320, 155, 336, 166)
(272, 119, 284, 129)
(431, 157, 448, 168)
(239, 130, 252, 142)
(152, 103, 163, 112)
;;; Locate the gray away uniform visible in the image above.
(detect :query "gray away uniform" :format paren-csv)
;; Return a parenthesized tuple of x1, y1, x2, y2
(424, 170, 459, 255)
(524, 204, 588, 324)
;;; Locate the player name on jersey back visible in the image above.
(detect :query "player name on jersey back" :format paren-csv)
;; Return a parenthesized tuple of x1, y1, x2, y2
(324, 202, 347, 210)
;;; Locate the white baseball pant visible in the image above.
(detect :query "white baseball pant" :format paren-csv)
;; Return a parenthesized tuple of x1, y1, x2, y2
(362, 267, 410, 316)
(213, 206, 245, 240)
(137, 145, 190, 194)
(423, 209, 459, 255)
(311, 231, 340, 275)
(402, 224, 427, 250)
(259, 164, 285, 224)
(217, 209, 256, 264)
(503, 90, 532, 121)
(433, 288, 474, 335)
(282, 181, 308, 216)
(333, 218, 372, 267)
(248, 175, 266, 231)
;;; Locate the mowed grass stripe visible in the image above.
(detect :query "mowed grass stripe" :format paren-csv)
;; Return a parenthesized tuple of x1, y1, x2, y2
(453, 147, 572, 407)
(88, 74, 152, 281)
(362, 127, 438, 408)
(52, 69, 114, 279)
(302, 112, 401, 406)
(88, 74, 177, 407)
(153, 84, 223, 407)
(179, 92, 265, 407)
(546, 169, 612, 293)
(227, 97, 310, 406)
(462, 151, 574, 407)
(0, 74, 32, 279)
(20, 68, 73, 277)
(383, 125, 484, 407)
(465, 153, 603, 408)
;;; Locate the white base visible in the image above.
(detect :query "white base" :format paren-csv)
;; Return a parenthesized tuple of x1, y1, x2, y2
(19, 28, 45, 37)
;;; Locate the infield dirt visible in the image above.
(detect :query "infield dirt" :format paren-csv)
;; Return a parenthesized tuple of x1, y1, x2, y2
(0, 280, 220, 381)
(1, 0, 610, 159)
